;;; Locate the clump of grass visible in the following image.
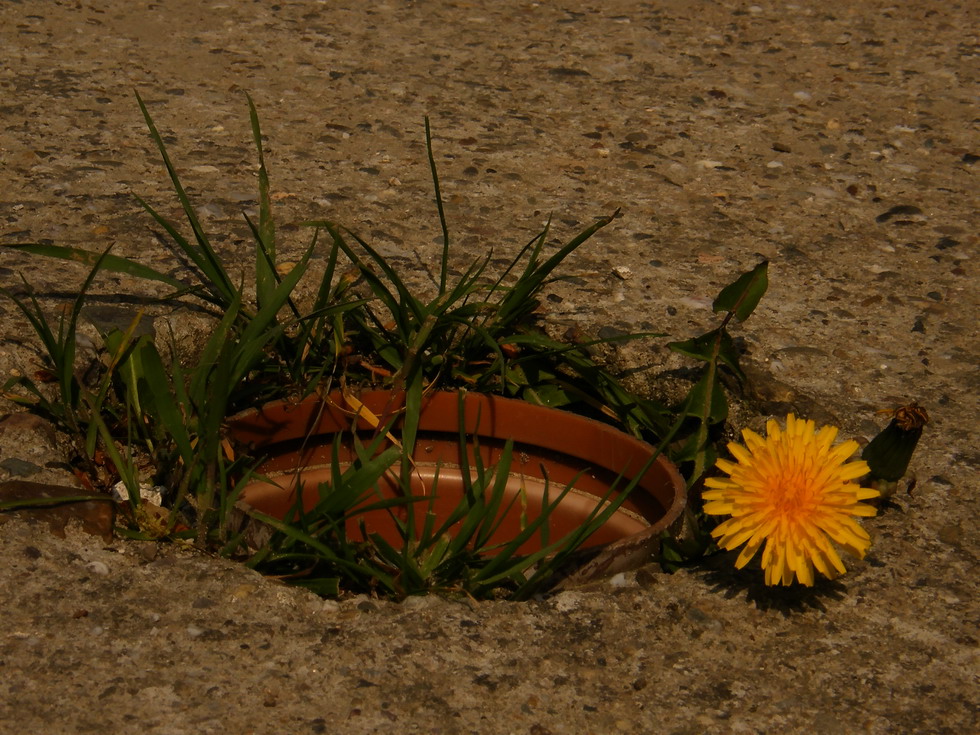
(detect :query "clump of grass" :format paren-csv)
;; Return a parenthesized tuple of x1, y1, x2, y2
(1, 92, 768, 598)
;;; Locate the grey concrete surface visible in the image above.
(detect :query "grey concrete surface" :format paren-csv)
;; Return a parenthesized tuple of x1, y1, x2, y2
(0, 1, 976, 733)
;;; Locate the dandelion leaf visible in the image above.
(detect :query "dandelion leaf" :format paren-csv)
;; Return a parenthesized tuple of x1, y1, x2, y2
(713, 260, 768, 322)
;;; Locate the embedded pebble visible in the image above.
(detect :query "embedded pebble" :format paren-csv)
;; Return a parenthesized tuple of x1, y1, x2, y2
(607, 572, 637, 589)
(84, 561, 110, 576)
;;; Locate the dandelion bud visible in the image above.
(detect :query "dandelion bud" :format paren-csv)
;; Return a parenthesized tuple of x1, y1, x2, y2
(862, 403, 929, 483)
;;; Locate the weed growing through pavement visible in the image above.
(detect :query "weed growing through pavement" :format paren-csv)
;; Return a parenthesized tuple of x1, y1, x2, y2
(1, 93, 886, 596)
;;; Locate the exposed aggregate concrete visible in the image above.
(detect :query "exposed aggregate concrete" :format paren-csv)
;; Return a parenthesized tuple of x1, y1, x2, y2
(0, 1, 977, 733)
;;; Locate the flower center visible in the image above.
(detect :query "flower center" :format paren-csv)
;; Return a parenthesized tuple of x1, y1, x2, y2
(766, 455, 817, 522)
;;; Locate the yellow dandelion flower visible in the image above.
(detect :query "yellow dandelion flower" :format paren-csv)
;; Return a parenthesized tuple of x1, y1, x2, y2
(703, 414, 880, 586)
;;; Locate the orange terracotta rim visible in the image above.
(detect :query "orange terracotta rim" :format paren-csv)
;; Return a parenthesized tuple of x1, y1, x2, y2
(227, 390, 686, 567)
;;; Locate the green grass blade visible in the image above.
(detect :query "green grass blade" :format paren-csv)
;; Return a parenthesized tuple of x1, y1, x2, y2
(315, 445, 402, 514)
(134, 91, 238, 307)
(245, 509, 398, 593)
(133, 195, 235, 308)
(53, 246, 116, 418)
(496, 213, 615, 326)
(0, 495, 115, 511)
(424, 117, 451, 293)
(242, 212, 302, 321)
(328, 221, 426, 327)
(245, 92, 278, 312)
(187, 296, 242, 402)
(137, 342, 195, 463)
(2, 286, 62, 378)
(229, 246, 314, 382)
(4, 244, 187, 290)
(473, 442, 520, 548)
(486, 225, 548, 299)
